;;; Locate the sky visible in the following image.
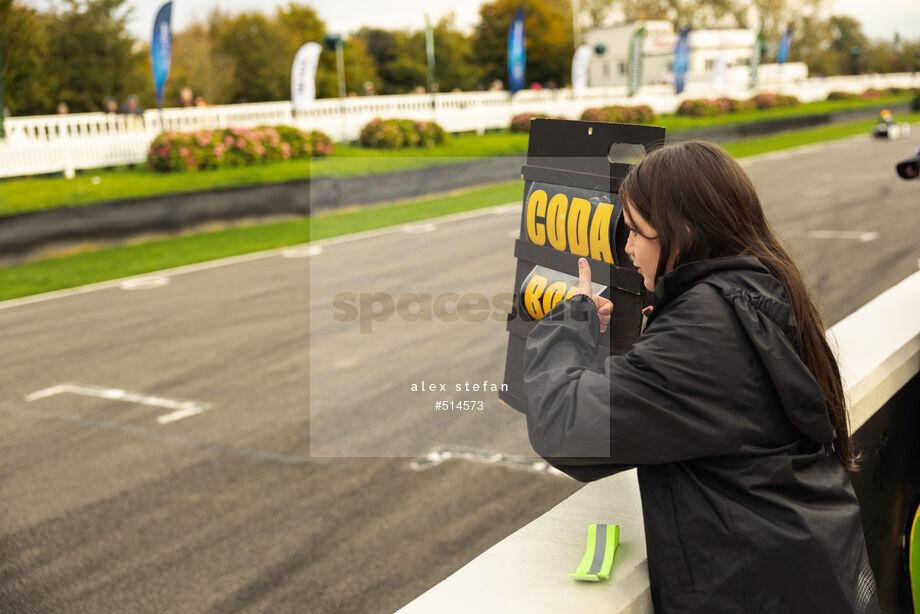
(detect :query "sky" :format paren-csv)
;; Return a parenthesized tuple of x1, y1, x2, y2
(23, 0, 920, 43)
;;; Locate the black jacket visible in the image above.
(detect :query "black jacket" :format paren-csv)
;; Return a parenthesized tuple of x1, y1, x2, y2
(523, 256, 880, 613)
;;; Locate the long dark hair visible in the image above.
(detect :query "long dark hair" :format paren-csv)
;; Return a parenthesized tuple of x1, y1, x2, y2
(619, 140, 853, 468)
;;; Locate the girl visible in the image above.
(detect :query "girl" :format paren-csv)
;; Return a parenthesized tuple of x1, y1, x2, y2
(522, 141, 880, 613)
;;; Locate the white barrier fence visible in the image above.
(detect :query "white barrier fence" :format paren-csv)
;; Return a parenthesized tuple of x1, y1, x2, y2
(1, 72, 918, 180)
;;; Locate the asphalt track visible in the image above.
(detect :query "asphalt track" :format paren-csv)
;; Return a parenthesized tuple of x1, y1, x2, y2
(1, 132, 919, 613)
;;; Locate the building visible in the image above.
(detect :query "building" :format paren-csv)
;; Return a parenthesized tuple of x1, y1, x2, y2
(584, 21, 761, 89)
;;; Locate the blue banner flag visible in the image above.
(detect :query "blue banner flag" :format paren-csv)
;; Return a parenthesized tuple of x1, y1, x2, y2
(777, 26, 792, 65)
(673, 27, 690, 95)
(508, 8, 525, 94)
(151, 2, 173, 109)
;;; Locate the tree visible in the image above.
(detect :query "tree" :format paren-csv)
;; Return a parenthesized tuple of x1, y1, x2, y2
(619, 0, 740, 30)
(1, 0, 55, 115)
(42, 0, 149, 112)
(787, 15, 837, 76)
(425, 14, 478, 92)
(829, 16, 869, 74)
(210, 10, 290, 102)
(472, 0, 574, 89)
(169, 22, 237, 105)
(356, 27, 424, 94)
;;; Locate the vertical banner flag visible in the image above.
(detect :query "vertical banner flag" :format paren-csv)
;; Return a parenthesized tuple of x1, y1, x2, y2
(571, 44, 591, 93)
(292, 42, 322, 111)
(425, 14, 436, 92)
(673, 27, 690, 94)
(151, 1, 173, 109)
(777, 26, 792, 65)
(750, 31, 764, 89)
(627, 27, 646, 97)
(508, 8, 525, 94)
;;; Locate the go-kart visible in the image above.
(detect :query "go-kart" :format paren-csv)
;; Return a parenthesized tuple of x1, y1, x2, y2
(873, 121, 912, 139)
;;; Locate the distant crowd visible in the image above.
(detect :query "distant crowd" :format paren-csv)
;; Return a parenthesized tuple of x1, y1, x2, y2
(55, 87, 209, 116)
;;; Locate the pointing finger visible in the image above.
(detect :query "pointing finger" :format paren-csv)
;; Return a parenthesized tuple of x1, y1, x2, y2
(576, 258, 593, 297)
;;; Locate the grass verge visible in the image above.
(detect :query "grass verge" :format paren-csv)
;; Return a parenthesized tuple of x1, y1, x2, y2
(2, 112, 918, 302)
(0, 94, 911, 217)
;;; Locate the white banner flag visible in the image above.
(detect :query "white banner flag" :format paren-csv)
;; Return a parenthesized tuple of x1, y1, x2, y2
(571, 44, 592, 93)
(292, 42, 322, 110)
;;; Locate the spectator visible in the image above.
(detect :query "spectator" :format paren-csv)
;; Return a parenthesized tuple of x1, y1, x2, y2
(362, 81, 375, 96)
(194, 96, 208, 108)
(177, 87, 194, 108)
(103, 97, 119, 113)
(489, 79, 504, 91)
(120, 95, 144, 116)
(56, 102, 69, 115)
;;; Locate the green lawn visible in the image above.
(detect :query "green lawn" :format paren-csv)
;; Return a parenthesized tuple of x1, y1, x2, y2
(1, 110, 918, 302)
(653, 94, 913, 131)
(0, 93, 911, 217)
(0, 132, 530, 216)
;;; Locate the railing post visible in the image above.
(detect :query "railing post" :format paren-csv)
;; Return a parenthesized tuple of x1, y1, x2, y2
(476, 96, 484, 136)
(59, 115, 75, 179)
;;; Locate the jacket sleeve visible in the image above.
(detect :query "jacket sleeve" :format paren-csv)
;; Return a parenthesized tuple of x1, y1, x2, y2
(523, 290, 761, 481)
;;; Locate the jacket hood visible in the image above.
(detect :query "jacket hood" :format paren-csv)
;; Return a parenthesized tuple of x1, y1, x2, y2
(648, 256, 836, 444)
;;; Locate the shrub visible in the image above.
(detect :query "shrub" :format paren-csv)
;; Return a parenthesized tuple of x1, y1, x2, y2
(750, 93, 800, 109)
(579, 105, 656, 123)
(510, 112, 548, 133)
(676, 99, 723, 117)
(359, 118, 446, 148)
(827, 91, 859, 101)
(147, 125, 330, 173)
(727, 98, 756, 113)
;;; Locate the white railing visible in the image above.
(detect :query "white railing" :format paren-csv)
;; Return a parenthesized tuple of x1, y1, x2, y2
(1, 72, 918, 180)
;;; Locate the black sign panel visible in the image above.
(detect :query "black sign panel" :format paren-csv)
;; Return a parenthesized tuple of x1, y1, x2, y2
(499, 118, 665, 412)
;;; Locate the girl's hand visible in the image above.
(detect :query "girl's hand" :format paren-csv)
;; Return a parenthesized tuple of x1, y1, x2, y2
(576, 258, 613, 333)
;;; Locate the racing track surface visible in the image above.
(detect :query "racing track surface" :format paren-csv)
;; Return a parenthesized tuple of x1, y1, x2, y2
(1, 132, 918, 613)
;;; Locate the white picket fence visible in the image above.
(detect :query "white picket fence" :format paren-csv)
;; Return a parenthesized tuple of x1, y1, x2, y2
(1, 71, 918, 180)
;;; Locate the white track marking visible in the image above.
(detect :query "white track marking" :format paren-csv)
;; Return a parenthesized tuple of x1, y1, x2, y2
(410, 444, 565, 476)
(120, 276, 170, 290)
(795, 230, 879, 242)
(25, 384, 210, 424)
(282, 245, 321, 258)
(402, 223, 436, 233)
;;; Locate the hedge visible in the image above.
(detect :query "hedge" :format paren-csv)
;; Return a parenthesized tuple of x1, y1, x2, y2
(579, 105, 657, 123)
(147, 125, 332, 172)
(359, 118, 446, 149)
(509, 112, 569, 132)
(676, 94, 799, 117)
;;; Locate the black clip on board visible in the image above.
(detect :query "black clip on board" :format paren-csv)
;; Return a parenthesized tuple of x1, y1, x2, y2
(499, 118, 666, 413)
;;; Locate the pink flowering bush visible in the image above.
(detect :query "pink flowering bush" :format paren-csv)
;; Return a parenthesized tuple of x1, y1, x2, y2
(147, 125, 333, 172)
(359, 118, 446, 149)
(579, 105, 656, 123)
(676, 95, 800, 117)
